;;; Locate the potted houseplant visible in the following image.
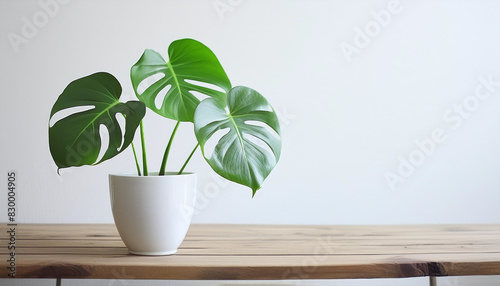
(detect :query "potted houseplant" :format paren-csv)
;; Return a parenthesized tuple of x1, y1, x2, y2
(48, 38, 282, 255)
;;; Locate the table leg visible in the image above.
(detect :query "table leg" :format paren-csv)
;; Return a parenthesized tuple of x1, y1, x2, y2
(56, 278, 62, 286)
(430, 276, 437, 286)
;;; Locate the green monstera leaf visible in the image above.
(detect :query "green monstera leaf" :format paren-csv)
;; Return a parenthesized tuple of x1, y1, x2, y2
(194, 86, 281, 196)
(49, 72, 146, 170)
(130, 38, 231, 122)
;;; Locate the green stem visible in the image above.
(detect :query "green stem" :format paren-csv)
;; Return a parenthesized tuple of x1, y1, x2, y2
(159, 121, 181, 176)
(140, 121, 148, 176)
(131, 142, 141, 176)
(178, 143, 199, 175)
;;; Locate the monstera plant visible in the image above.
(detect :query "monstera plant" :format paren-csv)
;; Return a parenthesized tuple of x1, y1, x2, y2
(49, 38, 281, 196)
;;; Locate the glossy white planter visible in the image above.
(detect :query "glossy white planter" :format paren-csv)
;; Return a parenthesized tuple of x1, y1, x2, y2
(109, 173, 196, 255)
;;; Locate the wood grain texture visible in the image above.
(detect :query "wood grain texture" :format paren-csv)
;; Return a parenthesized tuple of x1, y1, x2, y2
(1, 224, 500, 280)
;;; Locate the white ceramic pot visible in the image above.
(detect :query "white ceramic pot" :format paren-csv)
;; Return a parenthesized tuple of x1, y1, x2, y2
(109, 172, 196, 255)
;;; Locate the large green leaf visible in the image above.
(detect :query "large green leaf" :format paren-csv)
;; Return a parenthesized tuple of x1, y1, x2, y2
(49, 72, 146, 170)
(130, 38, 231, 122)
(194, 86, 281, 196)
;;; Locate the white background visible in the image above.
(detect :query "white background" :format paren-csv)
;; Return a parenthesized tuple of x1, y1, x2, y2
(1, 0, 500, 285)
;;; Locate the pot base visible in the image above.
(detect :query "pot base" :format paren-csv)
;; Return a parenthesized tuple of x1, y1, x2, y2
(129, 249, 178, 256)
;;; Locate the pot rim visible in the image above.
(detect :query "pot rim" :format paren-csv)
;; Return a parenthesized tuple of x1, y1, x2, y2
(109, 172, 196, 178)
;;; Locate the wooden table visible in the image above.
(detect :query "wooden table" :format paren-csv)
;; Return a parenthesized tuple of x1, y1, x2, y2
(2, 224, 500, 285)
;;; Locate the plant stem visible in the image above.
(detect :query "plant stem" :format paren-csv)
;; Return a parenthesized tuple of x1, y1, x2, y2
(131, 142, 141, 176)
(178, 143, 199, 175)
(140, 120, 148, 176)
(159, 121, 180, 176)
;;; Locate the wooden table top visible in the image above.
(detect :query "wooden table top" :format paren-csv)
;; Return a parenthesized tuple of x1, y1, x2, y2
(2, 224, 500, 280)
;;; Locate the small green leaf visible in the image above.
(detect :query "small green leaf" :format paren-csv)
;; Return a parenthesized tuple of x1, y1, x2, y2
(131, 38, 231, 122)
(49, 72, 146, 169)
(194, 86, 281, 196)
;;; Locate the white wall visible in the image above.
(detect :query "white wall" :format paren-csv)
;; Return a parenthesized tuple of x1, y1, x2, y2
(1, 0, 500, 285)
(2, 0, 500, 225)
